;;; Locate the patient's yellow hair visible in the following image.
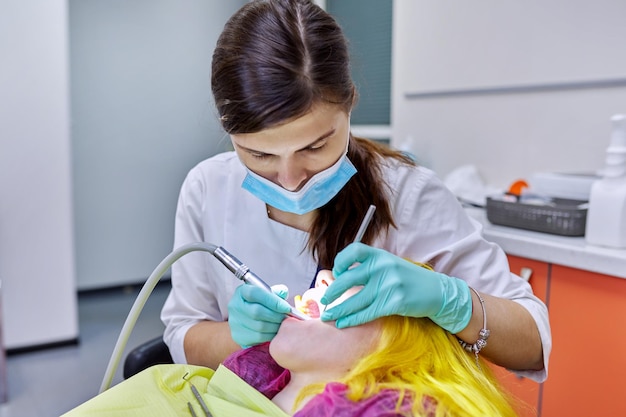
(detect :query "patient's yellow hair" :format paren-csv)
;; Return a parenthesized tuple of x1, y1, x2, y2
(298, 316, 518, 416)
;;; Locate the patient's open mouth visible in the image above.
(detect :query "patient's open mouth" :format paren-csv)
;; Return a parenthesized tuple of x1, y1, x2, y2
(294, 295, 321, 318)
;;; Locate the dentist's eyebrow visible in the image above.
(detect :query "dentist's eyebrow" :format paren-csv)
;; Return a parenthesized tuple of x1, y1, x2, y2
(235, 128, 336, 155)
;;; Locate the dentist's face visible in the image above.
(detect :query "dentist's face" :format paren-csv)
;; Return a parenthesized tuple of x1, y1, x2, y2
(269, 270, 376, 374)
(230, 103, 350, 192)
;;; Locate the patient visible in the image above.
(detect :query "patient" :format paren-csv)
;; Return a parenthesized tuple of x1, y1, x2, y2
(64, 270, 518, 416)
(224, 270, 519, 416)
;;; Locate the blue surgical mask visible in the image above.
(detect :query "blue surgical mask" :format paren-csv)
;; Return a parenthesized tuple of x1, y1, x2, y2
(241, 141, 357, 215)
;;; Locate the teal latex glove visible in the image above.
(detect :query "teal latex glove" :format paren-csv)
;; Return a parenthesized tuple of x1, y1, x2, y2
(321, 243, 472, 334)
(228, 284, 292, 348)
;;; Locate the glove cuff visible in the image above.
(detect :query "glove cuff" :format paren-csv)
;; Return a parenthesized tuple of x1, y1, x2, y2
(431, 275, 472, 334)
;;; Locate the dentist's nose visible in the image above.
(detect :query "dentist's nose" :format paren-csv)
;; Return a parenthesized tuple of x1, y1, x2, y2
(276, 159, 307, 191)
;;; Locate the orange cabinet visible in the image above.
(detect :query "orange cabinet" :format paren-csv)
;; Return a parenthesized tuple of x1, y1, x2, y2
(541, 265, 626, 416)
(496, 256, 626, 416)
(489, 256, 549, 417)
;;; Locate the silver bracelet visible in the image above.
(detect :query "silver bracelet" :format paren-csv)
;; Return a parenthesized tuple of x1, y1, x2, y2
(457, 287, 490, 367)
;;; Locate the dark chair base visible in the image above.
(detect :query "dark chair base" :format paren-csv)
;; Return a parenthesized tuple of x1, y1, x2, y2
(123, 336, 173, 379)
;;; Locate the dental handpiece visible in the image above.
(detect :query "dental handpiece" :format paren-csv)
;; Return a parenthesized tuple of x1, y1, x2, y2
(213, 246, 310, 321)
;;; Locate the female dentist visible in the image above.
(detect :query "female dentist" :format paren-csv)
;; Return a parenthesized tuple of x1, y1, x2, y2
(161, 0, 550, 382)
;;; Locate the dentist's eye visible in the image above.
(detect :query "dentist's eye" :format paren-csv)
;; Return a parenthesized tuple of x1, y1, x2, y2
(250, 152, 272, 160)
(306, 142, 327, 152)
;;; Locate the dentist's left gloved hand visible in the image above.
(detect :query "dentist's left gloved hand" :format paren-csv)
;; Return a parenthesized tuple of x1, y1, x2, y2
(228, 284, 291, 348)
(321, 243, 472, 334)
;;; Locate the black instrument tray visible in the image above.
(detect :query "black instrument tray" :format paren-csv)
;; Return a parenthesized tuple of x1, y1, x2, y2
(486, 196, 588, 236)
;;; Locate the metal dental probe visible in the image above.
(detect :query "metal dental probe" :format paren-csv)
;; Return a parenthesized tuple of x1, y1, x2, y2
(188, 402, 198, 417)
(213, 246, 311, 321)
(324, 204, 377, 312)
(352, 205, 377, 245)
(190, 384, 212, 417)
(183, 373, 212, 417)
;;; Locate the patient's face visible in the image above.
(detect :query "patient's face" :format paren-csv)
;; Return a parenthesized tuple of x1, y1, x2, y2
(270, 270, 379, 374)
(293, 270, 363, 318)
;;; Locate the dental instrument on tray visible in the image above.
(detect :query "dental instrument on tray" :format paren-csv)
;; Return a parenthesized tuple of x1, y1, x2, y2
(100, 241, 307, 393)
(188, 402, 198, 417)
(184, 372, 212, 417)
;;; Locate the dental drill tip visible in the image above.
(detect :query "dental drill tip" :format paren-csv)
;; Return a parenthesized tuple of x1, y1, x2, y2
(287, 305, 312, 320)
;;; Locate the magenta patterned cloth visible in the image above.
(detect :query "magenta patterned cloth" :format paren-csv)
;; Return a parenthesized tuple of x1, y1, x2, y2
(222, 344, 424, 416)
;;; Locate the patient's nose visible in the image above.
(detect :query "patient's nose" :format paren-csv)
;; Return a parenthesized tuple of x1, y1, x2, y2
(315, 269, 335, 288)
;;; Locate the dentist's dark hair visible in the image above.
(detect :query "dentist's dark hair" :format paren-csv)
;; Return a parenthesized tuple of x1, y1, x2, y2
(212, 0, 414, 268)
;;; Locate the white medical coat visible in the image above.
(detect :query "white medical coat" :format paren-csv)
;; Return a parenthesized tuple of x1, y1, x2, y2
(161, 151, 551, 382)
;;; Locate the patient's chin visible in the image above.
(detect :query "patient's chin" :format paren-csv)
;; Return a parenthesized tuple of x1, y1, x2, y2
(269, 317, 380, 373)
(269, 318, 335, 369)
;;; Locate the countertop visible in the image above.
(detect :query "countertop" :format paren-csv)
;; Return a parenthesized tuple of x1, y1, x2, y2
(465, 207, 626, 279)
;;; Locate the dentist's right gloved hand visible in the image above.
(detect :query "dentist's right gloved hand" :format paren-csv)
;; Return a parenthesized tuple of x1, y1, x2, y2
(321, 243, 472, 334)
(228, 284, 292, 348)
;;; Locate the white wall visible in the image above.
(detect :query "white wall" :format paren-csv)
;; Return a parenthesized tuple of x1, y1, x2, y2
(392, 0, 626, 189)
(70, 1, 245, 289)
(0, 0, 78, 349)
